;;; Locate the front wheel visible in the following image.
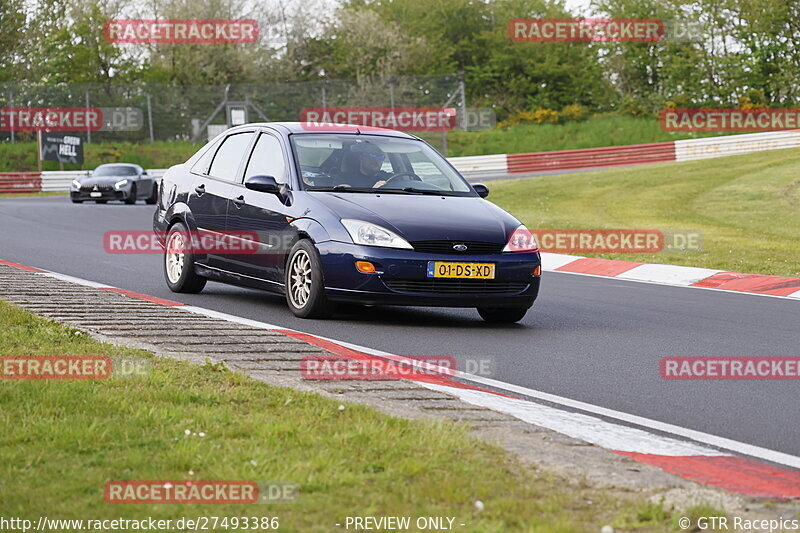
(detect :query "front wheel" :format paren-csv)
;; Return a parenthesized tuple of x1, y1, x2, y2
(477, 306, 529, 323)
(124, 183, 137, 204)
(285, 240, 335, 318)
(163, 222, 207, 293)
(145, 183, 158, 205)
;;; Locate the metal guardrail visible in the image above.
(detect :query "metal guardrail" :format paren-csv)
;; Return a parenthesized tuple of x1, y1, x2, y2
(507, 141, 676, 174)
(3, 130, 800, 193)
(0, 173, 42, 194)
(674, 130, 800, 161)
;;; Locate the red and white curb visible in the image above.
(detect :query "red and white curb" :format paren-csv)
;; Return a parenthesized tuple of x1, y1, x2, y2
(2, 258, 799, 499)
(541, 253, 800, 300)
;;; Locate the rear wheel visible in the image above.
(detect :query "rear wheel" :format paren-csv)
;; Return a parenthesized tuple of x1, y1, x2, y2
(285, 240, 335, 318)
(124, 183, 137, 204)
(477, 306, 529, 323)
(164, 222, 206, 293)
(145, 183, 158, 205)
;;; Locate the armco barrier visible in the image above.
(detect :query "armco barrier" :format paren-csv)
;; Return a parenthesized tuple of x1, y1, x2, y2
(675, 130, 800, 162)
(3, 130, 800, 193)
(0, 173, 42, 194)
(506, 141, 676, 174)
(449, 154, 508, 179)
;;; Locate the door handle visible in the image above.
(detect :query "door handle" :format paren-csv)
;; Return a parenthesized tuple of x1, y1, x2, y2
(232, 195, 246, 208)
(194, 184, 206, 196)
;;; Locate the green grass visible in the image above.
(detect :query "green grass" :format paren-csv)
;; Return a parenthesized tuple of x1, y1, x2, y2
(0, 300, 686, 532)
(0, 115, 719, 172)
(419, 115, 722, 157)
(489, 147, 800, 277)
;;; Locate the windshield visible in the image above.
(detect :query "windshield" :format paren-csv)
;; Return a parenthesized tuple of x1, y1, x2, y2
(291, 134, 474, 196)
(93, 166, 138, 177)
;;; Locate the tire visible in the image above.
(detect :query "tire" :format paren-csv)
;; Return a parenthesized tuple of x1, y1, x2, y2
(163, 222, 207, 293)
(285, 239, 335, 318)
(71, 199, 83, 204)
(124, 183, 137, 204)
(145, 183, 158, 205)
(477, 306, 529, 323)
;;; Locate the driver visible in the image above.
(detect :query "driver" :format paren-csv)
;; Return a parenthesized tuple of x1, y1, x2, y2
(338, 142, 392, 188)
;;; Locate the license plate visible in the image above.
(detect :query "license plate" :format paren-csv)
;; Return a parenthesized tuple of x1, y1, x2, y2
(427, 262, 495, 279)
(90, 192, 102, 198)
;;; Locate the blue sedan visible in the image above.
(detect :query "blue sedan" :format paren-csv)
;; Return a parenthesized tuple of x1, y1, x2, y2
(153, 123, 541, 322)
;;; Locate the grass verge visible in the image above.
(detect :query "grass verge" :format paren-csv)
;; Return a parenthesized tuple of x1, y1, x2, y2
(0, 299, 687, 532)
(489, 147, 800, 277)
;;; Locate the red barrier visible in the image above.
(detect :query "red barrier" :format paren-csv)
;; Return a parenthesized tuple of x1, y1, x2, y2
(0, 172, 42, 194)
(507, 141, 676, 174)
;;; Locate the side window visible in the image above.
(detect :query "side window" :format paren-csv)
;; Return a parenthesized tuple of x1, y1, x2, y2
(208, 132, 253, 182)
(244, 133, 288, 184)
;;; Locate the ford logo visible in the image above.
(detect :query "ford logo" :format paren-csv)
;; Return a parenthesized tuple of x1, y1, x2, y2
(453, 244, 468, 252)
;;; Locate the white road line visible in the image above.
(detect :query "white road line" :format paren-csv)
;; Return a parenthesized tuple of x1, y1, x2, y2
(11, 261, 800, 469)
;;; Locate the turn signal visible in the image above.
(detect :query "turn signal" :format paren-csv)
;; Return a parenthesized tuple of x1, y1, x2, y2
(356, 261, 377, 274)
(533, 265, 541, 276)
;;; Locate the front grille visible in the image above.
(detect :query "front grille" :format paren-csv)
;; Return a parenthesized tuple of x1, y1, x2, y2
(81, 185, 113, 192)
(410, 240, 504, 255)
(383, 279, 528, 294)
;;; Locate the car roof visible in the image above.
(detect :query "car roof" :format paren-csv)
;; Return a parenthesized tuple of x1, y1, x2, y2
(95, 163, 141, 169)
(230, 122, 420, 139)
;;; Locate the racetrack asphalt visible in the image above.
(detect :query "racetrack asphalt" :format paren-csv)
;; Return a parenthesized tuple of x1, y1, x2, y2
(1, 196, 798, 457)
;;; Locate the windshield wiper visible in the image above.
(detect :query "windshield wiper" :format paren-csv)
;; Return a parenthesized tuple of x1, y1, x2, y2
(308, 186, 377, 193)
(400, 187, 456, 196)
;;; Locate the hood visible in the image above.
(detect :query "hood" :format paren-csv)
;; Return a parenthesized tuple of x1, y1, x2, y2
(78, 175, 132, 186)
(309, 192, 520, 243)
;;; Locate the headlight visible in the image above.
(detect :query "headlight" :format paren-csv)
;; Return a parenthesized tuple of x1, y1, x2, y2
(341, 219, 413, 250)
(72, 180, 81, 188)
(114, 179, 129, 189)
(503, 225, 538, 252)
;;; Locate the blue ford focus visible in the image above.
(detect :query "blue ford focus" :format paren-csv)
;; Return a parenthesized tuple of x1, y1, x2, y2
(154, 123, 541, 322)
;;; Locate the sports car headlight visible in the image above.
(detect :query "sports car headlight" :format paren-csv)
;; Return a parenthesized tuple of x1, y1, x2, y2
(71, 179, 81, 188)
(341, 219, 413, 250)
(114, 179, 129, 189)
(503, 225, 538, 252)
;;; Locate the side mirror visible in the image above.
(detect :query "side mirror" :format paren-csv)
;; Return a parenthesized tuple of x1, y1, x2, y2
(245, 175, 281, 194)
(142, 171, 148, 176)
(472, 183, 489, 198)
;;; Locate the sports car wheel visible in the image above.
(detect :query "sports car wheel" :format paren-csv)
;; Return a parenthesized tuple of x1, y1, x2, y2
(124, 183, 137, 204)
(145, 183, 158, 205)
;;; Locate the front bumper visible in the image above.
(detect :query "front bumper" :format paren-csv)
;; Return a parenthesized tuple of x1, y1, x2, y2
(71, 186, 131, 201)
(317, 241, 541, 308)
